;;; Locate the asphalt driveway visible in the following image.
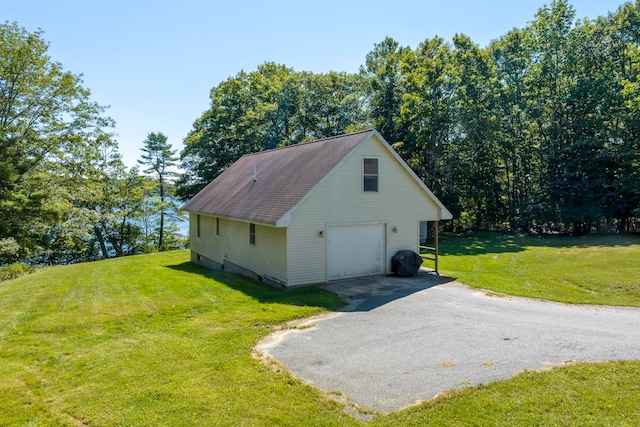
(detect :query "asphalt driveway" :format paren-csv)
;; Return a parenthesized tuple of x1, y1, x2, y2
(256, 271, 640, 413)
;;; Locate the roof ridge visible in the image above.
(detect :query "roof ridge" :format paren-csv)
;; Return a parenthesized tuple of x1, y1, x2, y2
(243, 128, 374, 157)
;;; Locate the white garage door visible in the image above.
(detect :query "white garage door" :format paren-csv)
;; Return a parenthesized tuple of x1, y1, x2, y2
(327, 224, 386, 281)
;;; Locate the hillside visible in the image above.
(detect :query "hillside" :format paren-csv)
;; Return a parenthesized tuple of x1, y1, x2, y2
(0, 250, 350, 426)
(1, 247, 639, 426)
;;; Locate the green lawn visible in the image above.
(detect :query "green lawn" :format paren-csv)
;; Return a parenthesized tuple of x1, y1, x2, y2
(435, 232, 640, 306)
(1, 246, 639, 425)
(374, 361, 640, 427)
(0, 251, 353, 426)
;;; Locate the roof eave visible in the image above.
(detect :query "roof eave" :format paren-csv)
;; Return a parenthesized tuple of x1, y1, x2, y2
(180, 209, 279, 227)
(275, 211, 292, 228)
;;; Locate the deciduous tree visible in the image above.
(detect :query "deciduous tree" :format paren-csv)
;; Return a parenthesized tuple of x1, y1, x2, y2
(0, 22, 113, 262)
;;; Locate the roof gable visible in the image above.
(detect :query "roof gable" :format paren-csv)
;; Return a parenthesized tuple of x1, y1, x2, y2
(181, 129, 452, 224)
(370, 134, 454, 221)
(181, 130, 373, 224)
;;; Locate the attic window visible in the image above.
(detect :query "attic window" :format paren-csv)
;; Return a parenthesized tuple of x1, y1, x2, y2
(249, 223, 256, 246)
(363, 158, 379, 192)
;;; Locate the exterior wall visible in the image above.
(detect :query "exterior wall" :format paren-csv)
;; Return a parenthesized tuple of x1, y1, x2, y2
(189, 214, 288, 284)
(191, 250, 223, 271)
(190, 214, 222, 263)
(286, 134, 441, 286)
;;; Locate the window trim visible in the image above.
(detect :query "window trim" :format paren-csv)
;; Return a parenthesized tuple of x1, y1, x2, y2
(363, 157, 379, 193)
(196, 214, 201, 238)
(216, 217, 220, 236)
(249, 223, 256, 246)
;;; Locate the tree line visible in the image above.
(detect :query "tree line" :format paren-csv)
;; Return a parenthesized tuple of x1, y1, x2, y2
(179, 0, 640, 235)
(0, 22, 184, 271)
(2, 1, 639, 270)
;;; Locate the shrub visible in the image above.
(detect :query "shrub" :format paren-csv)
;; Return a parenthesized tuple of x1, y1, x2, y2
(0, 237, 20, 264)
(0, 263, 33, 282)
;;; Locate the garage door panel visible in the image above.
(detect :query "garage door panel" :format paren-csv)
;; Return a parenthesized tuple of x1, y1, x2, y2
(327, 224, 385, 281)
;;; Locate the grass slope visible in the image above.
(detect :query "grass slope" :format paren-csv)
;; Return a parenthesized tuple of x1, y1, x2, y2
(436, 232, 640, 306)
(0, 251, 353, 426)
(1, 246, 639, 426)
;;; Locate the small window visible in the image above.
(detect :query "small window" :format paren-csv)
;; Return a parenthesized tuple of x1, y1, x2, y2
(196, 214, 201, 238)
(216, 217, 220, 236)
(249, 223, 256, 246)
(363, 158, 379, 192)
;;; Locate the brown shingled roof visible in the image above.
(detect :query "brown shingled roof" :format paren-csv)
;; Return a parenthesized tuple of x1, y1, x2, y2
(181, 129, 374, 225)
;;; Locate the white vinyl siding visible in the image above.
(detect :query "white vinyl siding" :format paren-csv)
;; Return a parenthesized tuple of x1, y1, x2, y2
(189, 133, 444, 287)
(190, 214, 287, 283)
(286, 134, 440, 286)
(225, 220, 287, 282)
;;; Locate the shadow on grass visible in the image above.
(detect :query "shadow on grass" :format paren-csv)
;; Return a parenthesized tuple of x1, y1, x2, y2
(167, 262, 456, 312)
(439, 232, 640, 256)
(166, 261, 344, 311)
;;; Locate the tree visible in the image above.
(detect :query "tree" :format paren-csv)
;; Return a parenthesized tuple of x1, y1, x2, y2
(522, 0, 629, 234)
(293, 71, 369, 141)
(176, 2, 640, 234)
(176, 69, 262, 199)
(361, 37, 408, 143)
(138, 132, 180, 250)
(53, 131, 122, 262)
(450, 34, 503, 229)
(490, 27, 537, 230)
(42, 129, 153, 262)
(396, 37, 459, 218)
(177, 64, 369, 199)
(0, 22, 113, 263)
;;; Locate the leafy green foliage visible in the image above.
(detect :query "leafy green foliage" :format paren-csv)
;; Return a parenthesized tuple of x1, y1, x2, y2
(361, 36, 408, 143)
(59, 135, 141, 261)
(0, 23, 180, 266)
(178, 1, 640, 233)
(176, 63, 370, 199)
(395, 37, 458, 214)
(0, 262, 32, 281)
(0, 22, 115, 263)
(367, 1, 640, 233)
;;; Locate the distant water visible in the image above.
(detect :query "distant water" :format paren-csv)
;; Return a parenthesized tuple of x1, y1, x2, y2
(177, 217, 189, 237)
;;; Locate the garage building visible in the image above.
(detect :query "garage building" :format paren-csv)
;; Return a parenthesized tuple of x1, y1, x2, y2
(181, 129, 452, 287)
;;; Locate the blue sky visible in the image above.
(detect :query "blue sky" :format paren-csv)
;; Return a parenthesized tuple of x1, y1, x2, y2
(4, 0, 627, 167)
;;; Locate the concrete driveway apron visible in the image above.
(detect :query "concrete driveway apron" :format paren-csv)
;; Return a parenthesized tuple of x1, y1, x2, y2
(256, 272, 640, 413)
